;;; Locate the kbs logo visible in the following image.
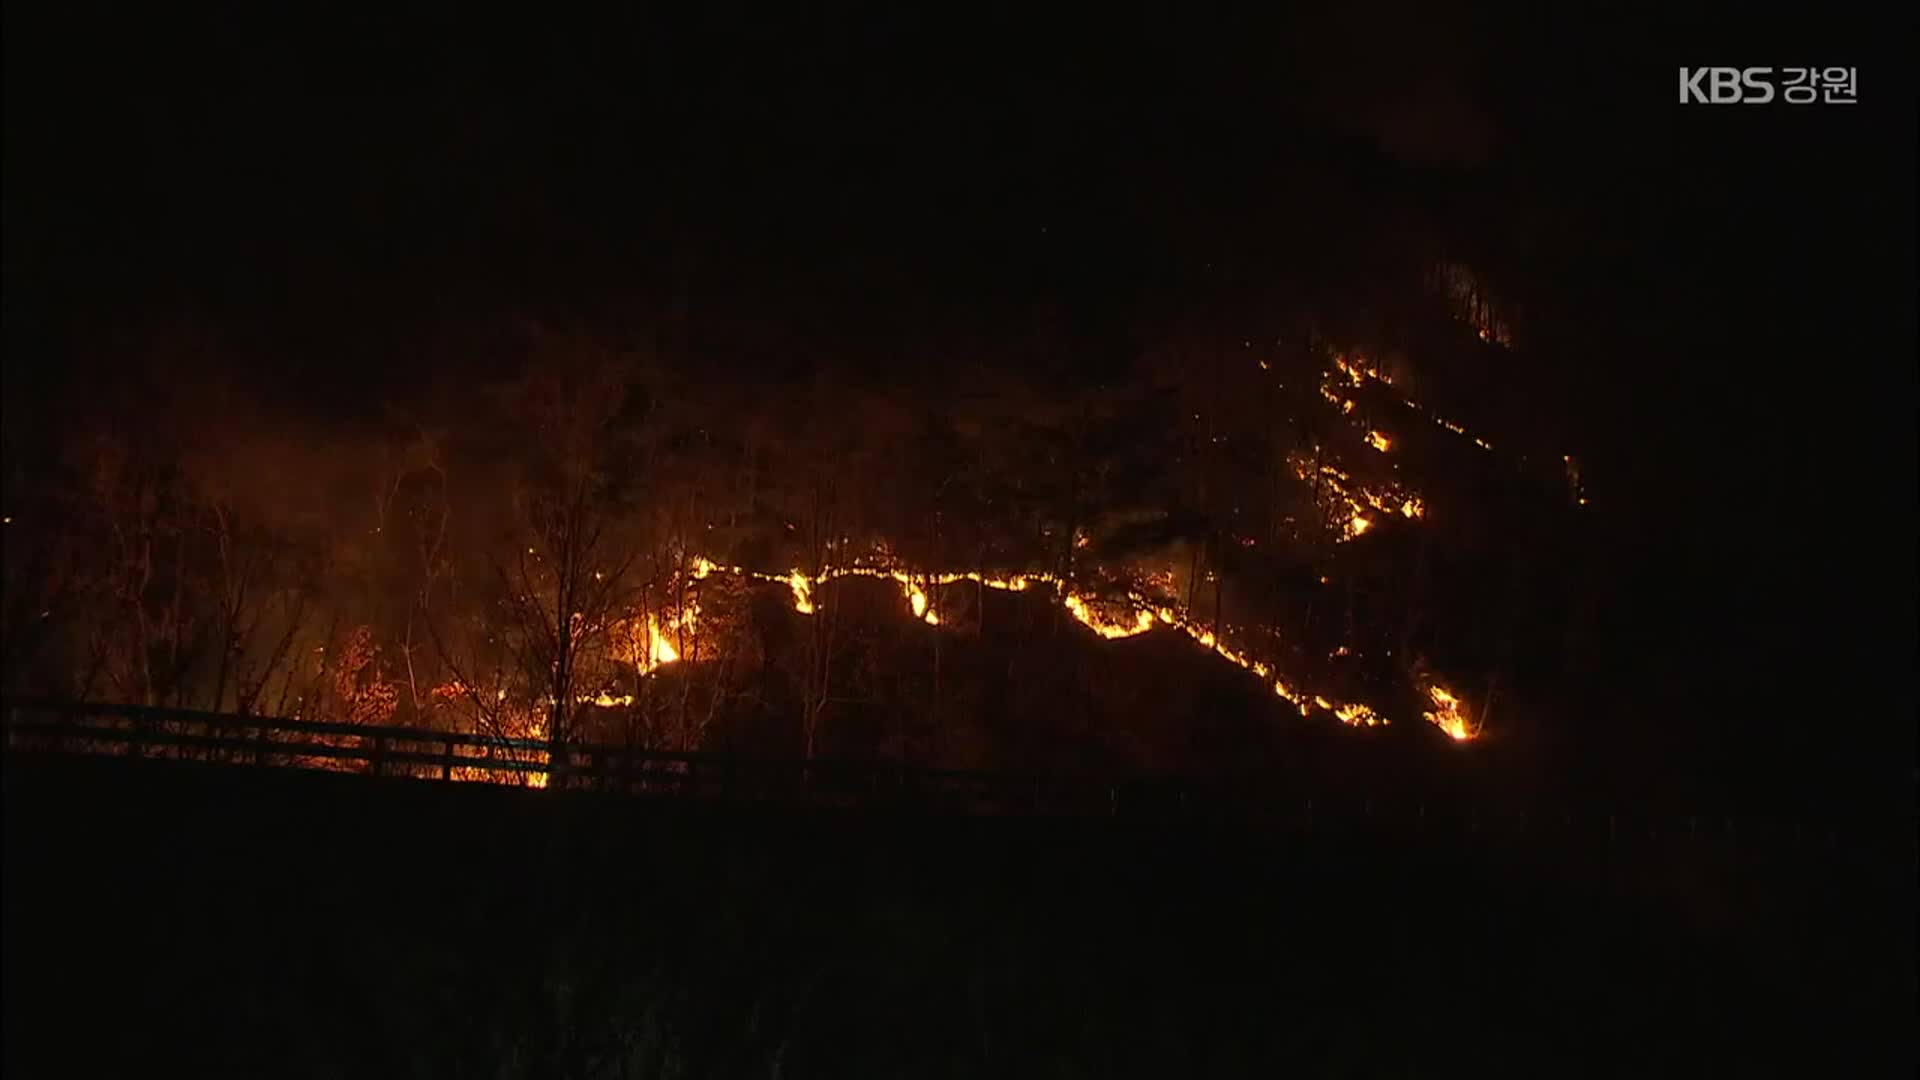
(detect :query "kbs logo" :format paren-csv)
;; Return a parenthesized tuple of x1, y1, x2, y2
(1679, 67, 1775, 103)
(1679, 67, 1858, 104)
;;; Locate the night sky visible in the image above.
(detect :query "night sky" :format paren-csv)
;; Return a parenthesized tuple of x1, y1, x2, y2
(4, 3, 1915, 791)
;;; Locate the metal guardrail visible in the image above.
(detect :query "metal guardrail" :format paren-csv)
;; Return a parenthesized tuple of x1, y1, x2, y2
(3, 700, 1909, 853)
(0, 699, 1118, 815)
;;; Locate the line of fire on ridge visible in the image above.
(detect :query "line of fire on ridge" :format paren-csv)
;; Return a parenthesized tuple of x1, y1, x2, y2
(586, 556, 1477, 742)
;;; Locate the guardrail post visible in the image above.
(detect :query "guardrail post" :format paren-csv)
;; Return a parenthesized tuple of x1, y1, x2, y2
(442, 736, 455, 781)
(371, 735, 387, 777)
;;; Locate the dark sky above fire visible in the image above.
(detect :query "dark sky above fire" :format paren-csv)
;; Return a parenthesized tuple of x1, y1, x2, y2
(4, 7, 1905, 339)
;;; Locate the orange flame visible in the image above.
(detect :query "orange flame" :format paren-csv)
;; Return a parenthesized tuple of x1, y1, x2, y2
(1422, 684, 1475, 741)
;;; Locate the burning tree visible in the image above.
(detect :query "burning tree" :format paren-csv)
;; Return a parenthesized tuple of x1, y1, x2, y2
(428, 329, 652, 779)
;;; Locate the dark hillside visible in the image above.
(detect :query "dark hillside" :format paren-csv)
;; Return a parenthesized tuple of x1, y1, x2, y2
(5, 755, 1910, 1076)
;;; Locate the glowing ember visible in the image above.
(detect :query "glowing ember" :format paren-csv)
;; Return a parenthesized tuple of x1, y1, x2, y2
(1333, 353, 1393, 387)
(1272, 680, 1311, 716)
(1435, 262, 1515, 347)
(1564, 455, 1589, 507)
(1366, 430, 1392, 452)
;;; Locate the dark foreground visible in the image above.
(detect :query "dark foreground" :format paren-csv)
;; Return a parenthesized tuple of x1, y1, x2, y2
(4, 755, 1912, 1077)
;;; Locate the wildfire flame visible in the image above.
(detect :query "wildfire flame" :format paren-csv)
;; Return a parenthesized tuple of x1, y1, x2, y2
(717, 557, 1395, 730)
(1319, 351, 1496, 454)
(1333, 702, 1384, 728)
(1422, 684, 1475, 741)
(1062, 594, 1155, 639)
(1271, 679, 1310, 717)
(425, 530, 1478, 793)
(1334, 354, 1393, 387)
(608, 604, 694, 676)
(647, 622, 680, 667)
(1290, 456, 1415, 543)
